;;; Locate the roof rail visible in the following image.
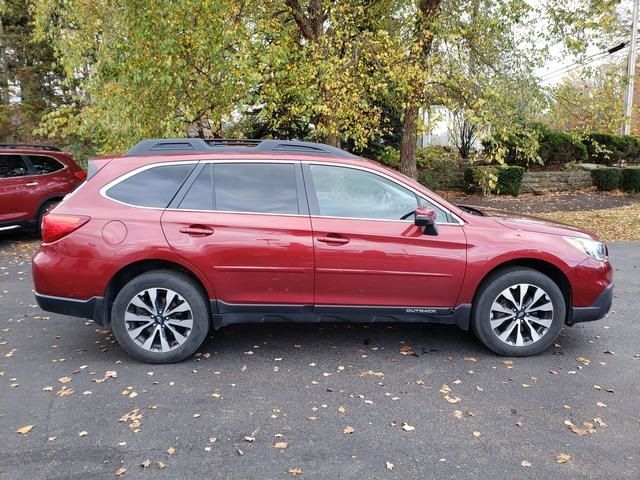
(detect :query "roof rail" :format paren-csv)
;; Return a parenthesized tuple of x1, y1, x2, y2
(0, 143, 61, 152)
(125, 138, 358, 159)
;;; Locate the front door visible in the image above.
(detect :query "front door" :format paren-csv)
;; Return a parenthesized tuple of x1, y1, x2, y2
(304, 163, 467, 308)
(161, 161, 314, 308)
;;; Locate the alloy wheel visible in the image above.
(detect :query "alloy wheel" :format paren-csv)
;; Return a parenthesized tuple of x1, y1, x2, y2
(124, 287, 193, 352)
(489, 283, 554, 347)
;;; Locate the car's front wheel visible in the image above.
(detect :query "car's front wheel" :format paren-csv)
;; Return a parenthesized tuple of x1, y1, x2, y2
(111, 270, 210, 363)
(471, 267, 565, 356)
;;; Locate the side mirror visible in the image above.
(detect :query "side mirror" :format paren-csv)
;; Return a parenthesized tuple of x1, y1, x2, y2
(414, 205, 438, 236)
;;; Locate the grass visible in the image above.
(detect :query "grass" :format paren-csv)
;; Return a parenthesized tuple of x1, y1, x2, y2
(539, 203, 640, 241)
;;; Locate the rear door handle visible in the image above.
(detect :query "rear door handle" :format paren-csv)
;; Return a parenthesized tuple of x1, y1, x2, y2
(179, 225, 214, 237)
(317, 234, 350, 245)
(26, 182, 39, 187)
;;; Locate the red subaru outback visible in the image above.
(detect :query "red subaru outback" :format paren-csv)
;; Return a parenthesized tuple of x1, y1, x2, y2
(0, 144, 86, 234)
(32, 139, 613, 363)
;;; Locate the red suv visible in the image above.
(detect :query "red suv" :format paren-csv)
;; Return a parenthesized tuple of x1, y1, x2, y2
(0, 144, 86, 234)
(32, 139, 613, 363)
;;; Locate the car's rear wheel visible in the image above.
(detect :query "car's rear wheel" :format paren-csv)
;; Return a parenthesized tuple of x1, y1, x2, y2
(471, 267, 565, 357)
(111, 270, 210, 363)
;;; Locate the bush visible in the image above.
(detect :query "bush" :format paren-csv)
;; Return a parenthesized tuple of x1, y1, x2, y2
(538, 130, 587, 165)
(622, 167, 640, 193)
(591, 168, 623, 191)
(483, 123, 587, 168)
(416, 147, 463, 190)
(416, 145, 459, 169)
(377, 146, 400, 168)
(584, 133, 640, 166)
(464, 166, 499, 195)
(496, 165, 524, 196)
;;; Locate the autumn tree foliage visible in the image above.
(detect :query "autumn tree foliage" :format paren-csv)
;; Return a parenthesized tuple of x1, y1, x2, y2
(0, 0, 622, 174)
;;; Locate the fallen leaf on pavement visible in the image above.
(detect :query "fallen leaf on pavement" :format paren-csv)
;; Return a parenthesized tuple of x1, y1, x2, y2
(167, 447, 175, 455)
(16, 425, 33, 434)
(274, 442, 288, 449)
(343, 426, 355, 434)
(288, 467, 302, 477)
(521, 460, 532, 468)
(386, 461, 394, 470)
(399, 345, 417, 356)
(141, 459, 151, 468)
(555, 453, 571, 464)
(401, 423, 415, 431)
(115, 466, 126, 476)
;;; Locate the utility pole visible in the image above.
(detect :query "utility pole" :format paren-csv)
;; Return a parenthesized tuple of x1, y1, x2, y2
(623, 0, 640, 136)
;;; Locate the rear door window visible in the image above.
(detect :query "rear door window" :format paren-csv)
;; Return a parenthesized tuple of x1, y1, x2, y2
(105, 164, 194, 208)
(179, 162, 300, 214)
(214, 163, 299, 214)
(0, 155, 29, 178)
(27, 155, 65, 174)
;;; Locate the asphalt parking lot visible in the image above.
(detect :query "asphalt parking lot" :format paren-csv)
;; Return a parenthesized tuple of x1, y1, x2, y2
(1, 236, 638, 480)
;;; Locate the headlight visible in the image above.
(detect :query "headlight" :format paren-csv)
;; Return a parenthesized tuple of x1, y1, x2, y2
(564, 237, 607, 261)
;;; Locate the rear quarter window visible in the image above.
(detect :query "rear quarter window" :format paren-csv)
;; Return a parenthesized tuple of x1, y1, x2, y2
(27, 155, 65, 174)
(105, 164, 194, 208)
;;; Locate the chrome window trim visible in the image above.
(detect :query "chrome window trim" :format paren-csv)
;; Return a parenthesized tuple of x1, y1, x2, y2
(99, 158, 464, 225)
(304, 161, 464, 226)
(100, 159, 301, 212)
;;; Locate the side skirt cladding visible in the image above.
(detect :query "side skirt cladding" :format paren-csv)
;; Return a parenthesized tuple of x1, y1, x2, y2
(210, 300, 471, 330)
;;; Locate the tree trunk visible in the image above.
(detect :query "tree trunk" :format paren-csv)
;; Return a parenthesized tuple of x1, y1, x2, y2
(400, 104, 419, 180)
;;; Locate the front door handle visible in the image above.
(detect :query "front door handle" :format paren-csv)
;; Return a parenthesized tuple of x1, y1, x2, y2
(26, 182, 39, 187)
(317, 234, 350, 245)
(179, 225, 214, 237)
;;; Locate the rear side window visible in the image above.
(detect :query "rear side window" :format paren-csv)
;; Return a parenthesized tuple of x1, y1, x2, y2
(216, 163, 298, 214)
(28, 155, 64, 174)
(106, 164, 193, 208)
(0, 155, 28, 178)
(179, 163, 299, 214)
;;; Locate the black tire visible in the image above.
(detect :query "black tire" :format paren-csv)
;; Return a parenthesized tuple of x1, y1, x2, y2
(471, 267, 565, 357)
(111, 270, 210, 363)
(36, 200, 60, 236)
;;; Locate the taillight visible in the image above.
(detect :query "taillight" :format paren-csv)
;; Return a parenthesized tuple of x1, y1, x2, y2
(74, 170, 87, 181)
(41, 214, 90, 243)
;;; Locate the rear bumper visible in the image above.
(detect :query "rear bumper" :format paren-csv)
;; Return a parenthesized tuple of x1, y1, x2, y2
(34, 292, 106, 325)
(569, 282, 614, 324)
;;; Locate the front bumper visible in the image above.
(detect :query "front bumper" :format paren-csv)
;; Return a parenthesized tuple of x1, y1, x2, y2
(34, 292, 106, 325)
(569, 282, 614, 324)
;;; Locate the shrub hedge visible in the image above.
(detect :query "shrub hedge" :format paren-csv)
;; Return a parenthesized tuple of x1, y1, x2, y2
(496, 165, 524, 196)
(538, 130, 587, 165)
(464, 166, 500, 194)
(622, 167, 640, 193)
(591, 168, 623, 191)
(584, 133, 640, 166)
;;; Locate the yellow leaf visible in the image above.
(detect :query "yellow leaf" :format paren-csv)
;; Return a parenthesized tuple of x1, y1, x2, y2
(16, 425, 33, 434)
(555, 453, 571, 464)
(343, 426, 355, 434)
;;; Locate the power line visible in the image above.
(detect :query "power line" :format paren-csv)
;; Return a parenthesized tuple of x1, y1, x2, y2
(540, 42, 629, 81)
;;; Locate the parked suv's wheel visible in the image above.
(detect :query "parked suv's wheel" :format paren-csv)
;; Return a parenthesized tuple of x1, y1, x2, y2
(111, 270, 210, 363)
(471, 267, 565, 357)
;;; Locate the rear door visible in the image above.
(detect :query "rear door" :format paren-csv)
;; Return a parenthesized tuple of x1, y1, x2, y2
(0, 154, 35, 225)
(304, 163, 467, 308)
(161, 161, 315, 308)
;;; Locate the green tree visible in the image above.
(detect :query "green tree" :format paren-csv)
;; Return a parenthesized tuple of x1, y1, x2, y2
(33, 0, 260, 154)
